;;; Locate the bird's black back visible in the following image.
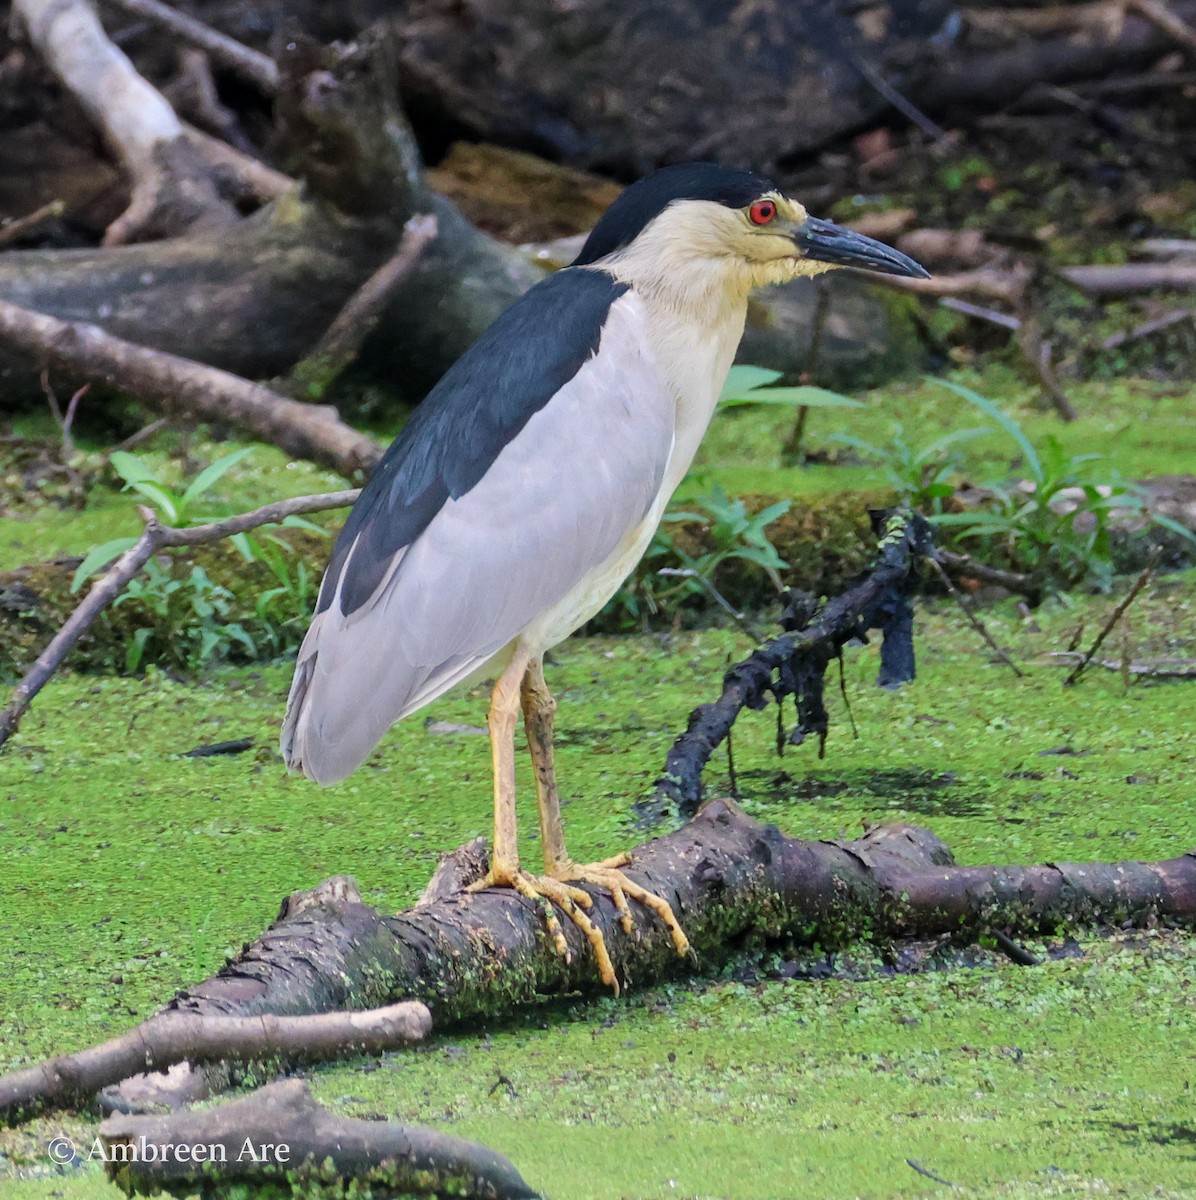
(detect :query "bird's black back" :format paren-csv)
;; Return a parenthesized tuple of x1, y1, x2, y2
(573, 162, 774, 265)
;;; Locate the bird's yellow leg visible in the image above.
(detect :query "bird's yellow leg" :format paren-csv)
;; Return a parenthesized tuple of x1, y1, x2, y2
(470, 652, 618, 990)
(521, 658, 692, 975)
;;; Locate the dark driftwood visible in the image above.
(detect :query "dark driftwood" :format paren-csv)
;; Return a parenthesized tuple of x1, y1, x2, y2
(99, 1079, 537, 1200)
(91, 803, 1196, 1114)
(0, 1002, 430, 1124)
(645, 509, 938, 823)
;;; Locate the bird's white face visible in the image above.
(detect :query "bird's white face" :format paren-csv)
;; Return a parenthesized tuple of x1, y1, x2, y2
(606, 193, 928, 301)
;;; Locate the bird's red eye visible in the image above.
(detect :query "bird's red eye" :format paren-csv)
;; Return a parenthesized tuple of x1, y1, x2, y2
(749, 199, 777, 225)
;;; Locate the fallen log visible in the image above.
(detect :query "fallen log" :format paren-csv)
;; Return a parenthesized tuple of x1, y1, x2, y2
(79, 805, 1196, 1114)
(0, 32, 542, 406)
(98, 1079, 537, 1200)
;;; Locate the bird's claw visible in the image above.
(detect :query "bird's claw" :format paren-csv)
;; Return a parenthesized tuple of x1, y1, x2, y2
(470, 867, 619, 991)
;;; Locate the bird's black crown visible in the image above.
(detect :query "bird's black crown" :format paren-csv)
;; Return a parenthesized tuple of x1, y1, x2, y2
(573, 162, 775, 266)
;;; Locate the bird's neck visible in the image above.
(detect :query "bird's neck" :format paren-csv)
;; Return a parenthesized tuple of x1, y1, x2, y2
(594, 250, 753, 494)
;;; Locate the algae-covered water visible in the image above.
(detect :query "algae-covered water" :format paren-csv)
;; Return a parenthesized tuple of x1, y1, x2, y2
(2, 372, 1195, 1199)
(2, 594, 1195, 1198)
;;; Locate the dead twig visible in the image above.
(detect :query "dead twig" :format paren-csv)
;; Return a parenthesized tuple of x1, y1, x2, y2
(0, 1003, 430, 1123)
(1034, 653, 1196, 678)
(849, 53, 947, 141)
(0, 199, 65, 249)
(0, 489, 359, 751)
(867, 266, 1030, 306)
(937, 549, 1042, 604)
(165, 48, 256, 154)
(103, 0, 279, 93)
(990, 928, 1041, 966)
(1128, 0, 1196, 55)
(928, 557, 1023, 677)
(656, 568, 767, 641)
(1102, 308, 1194, 349)
(284, 214, 439, 400)
(1063, 555, 1159, 686)
(1136, 239, 1196, 259)
(104, 417, 168, 459)
(1061, 263, 1196, 297)
(0, 298, 383, 479)
(938, 297, 1022, 330)
(1015, 319, 1079, 422)
(906, 1158, 957, 1187)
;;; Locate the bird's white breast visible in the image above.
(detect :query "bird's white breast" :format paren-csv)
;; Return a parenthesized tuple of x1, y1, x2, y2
(519, 285, 747, 651)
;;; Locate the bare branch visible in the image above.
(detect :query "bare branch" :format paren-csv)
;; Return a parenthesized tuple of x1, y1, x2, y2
(0, 1004, 429, 1122)
(284, 213, 439, 399)
(1127, 0, 1196, 55)
(0, 298, 382, 478)
(1102, 308, 1194, 349)
(1064, 557, 1159, 686)
(927, 556, 1023, 677)
(0, 489, 359, 751)
(0, 200, 65, 249)
(1061, 262, 1196, 297)
(103, 0, 280, 93)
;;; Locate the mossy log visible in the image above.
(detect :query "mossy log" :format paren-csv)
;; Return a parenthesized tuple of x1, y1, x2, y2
(97, 803, 1196, 1113)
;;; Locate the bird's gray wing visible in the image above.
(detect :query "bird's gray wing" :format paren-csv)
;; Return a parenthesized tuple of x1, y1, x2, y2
(282, 290, 675, 784)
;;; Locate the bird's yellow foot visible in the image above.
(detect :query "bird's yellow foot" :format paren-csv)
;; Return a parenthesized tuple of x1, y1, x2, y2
(469, 866, 619, 991)
(550, 855, 692, 967)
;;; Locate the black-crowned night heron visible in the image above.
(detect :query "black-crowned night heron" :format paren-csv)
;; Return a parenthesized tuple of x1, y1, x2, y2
(282, 163, 928, 990)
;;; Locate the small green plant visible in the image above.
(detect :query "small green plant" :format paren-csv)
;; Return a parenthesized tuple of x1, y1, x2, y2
(848, 379, 1196, 592)
(607, 485, 790, 626)
(718, 366, 864, 460)
(232, 523, 323, 656)
(71, 448, 255, 592)
(114, 560, 256, 672)
(831, 423, 989, 515)
(73, 447, 328, 672)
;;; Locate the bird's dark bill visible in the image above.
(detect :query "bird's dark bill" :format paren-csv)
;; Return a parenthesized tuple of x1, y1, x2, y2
(796, 216, 930, 278)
